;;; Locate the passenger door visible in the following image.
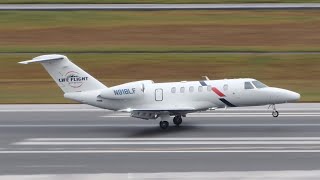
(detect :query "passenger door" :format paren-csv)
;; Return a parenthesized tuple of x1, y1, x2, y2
(155, 88, 163, 101)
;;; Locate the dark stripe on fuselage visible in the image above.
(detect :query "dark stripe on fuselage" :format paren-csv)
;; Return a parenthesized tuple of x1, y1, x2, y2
(199, 81, 207, 86)
(219, 98, 237, 107)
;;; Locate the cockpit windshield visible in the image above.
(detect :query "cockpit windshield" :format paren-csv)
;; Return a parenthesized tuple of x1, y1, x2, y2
(252, 80, 268, 88)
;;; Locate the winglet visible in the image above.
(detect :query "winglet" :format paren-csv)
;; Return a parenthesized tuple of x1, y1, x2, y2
(202, 76, 210, 80)
(18, 54, 65, 64)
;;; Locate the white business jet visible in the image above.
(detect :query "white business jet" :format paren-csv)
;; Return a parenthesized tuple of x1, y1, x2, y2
(20, 54, 300, 129)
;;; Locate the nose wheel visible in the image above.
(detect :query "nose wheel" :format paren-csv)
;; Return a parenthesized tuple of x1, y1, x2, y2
(272, 110, 279, 117)
(173, 115, 183, 126)
(269, 104, 279, 117)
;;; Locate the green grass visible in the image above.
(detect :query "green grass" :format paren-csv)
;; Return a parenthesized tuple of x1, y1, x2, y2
(0, 53, 319, 103)
(0, 11, 315, 29)
(0, 10, 319, 103)
(1, 10, 320, 53)
(2, 0, 320, 4)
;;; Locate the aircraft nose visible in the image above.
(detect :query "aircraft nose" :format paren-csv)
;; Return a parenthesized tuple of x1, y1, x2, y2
(286, 90, 300, 102)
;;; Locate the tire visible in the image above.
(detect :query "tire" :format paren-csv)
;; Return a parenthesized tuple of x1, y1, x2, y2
(272, 111, 279, 117)
(173, 116, 182, 126)
(160, 121, 169, 129)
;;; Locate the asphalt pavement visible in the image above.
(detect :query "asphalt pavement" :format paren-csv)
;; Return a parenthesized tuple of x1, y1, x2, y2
(0, 103, 320, 179)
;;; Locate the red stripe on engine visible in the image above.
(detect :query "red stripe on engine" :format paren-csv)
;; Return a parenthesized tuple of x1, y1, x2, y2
(212, 87, 225, 97)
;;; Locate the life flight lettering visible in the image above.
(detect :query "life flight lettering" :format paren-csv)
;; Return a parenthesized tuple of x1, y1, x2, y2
(59, 76, 88, 82)
(114, 88, 136, 95)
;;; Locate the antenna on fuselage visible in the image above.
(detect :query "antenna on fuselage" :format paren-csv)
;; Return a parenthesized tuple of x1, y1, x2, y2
(202, 76, 210, 80)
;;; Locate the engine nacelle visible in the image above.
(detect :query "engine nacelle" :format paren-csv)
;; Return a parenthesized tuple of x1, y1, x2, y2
(99, 80, 153, 100)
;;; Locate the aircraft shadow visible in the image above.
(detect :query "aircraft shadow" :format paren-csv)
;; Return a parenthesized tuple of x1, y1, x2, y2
(128, 125, 199, 138)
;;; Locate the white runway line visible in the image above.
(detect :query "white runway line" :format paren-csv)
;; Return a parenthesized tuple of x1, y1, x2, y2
(2, 123, 320, 128)
(11, 137, 320, 153)
(27, 137, 320, 141)
(9, 146, 320, 151)
(14, 141, 320, 145)
(14, 137, 320, 145)
(1, 150, 320, 153)
(2, 170, 320, 180)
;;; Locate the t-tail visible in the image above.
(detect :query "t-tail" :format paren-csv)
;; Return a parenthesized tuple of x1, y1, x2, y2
(19, 54, 107, 93)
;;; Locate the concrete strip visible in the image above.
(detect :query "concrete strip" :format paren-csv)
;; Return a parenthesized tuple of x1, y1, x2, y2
(28, 137, 320, 141)
(1, 3, 320, 11)
(0, 171, 320, 180)
(13, 141, 320, 145)
(2, 150, 320, 153)
(2, 123, 320, 128)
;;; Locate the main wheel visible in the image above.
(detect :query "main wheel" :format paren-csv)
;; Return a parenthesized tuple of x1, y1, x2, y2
(272, 110, 279, 117)
(159, 121, 169, 129)
(173, 116, 182, 126)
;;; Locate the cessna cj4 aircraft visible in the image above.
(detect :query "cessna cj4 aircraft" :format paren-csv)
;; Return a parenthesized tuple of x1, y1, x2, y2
(20, 54, 300, 129)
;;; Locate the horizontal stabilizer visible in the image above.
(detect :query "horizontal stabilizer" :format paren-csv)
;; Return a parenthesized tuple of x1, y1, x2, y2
(19, 54, 65, 64)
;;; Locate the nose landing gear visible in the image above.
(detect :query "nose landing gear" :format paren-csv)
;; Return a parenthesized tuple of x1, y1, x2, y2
(272, 110, 279, 117)
(269, 104, 279, 117)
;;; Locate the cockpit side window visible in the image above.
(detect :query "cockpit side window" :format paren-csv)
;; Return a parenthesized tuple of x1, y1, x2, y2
(252, 81, 268, 88)
(244, 82, 254, 89)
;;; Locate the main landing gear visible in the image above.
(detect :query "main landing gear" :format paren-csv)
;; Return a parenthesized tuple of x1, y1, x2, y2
(159, 115, 183, 129)
(269, 104, 279, 117)
(173, 115, 183, 126)
(159, 121, 169, 129)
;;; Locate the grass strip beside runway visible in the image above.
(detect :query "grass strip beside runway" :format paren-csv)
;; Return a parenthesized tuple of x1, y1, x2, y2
(0, 53, 319, 103)
(1, 10, 319, 103)
(0, 10, 320, 53)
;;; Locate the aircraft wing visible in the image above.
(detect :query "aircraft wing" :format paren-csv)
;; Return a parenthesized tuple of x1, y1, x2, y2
(119, 107, 196, 113)
(118, 107, 212, 120)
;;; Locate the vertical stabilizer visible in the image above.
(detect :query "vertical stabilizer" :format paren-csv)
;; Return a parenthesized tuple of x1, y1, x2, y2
(19, 54, 106, 93)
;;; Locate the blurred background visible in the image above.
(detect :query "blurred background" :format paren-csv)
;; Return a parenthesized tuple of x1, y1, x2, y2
(0, 2, 319, 103)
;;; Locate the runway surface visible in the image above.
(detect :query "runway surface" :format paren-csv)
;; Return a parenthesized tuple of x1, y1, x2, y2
(1, 3, 320, 11)
(0, 103, 320, 178)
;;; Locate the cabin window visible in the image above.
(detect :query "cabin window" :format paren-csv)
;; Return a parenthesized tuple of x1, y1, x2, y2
(252, 80, 268, 89)
(244, 82, 254, 89)
(198, 86, 203, 92)
(171, 87, 176, 93)
(207, 85, 212, 91)
(189, 86, 194, 93)
(180, 87, 185, 93)
(223, 84, 228, 91)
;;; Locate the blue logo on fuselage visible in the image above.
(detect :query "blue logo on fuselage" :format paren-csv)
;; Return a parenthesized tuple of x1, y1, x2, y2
(114, 88, 136, 95)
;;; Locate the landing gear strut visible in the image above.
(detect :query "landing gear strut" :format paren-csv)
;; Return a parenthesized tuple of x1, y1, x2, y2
(173, 115, 183, 126)
(270, 104, 279, 117)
